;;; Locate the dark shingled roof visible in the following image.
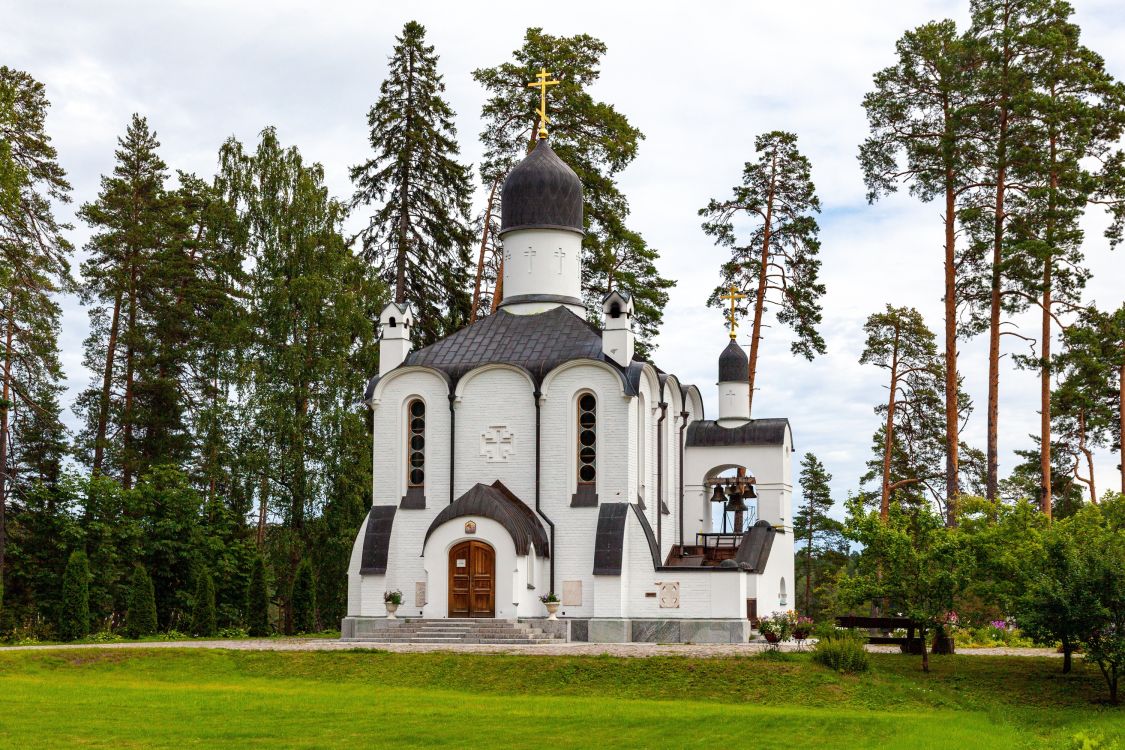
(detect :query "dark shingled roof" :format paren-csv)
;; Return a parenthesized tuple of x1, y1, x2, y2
(403, 307, 635, 390)
(685, 418, 792, 448)
(718, 340, 749, 382)
(734, 520, 776, 572)
(359, 505, 396, 575)
(593, 503, 630, 575)
(500, 139, 583, 236)
(423, 481, 549, 558)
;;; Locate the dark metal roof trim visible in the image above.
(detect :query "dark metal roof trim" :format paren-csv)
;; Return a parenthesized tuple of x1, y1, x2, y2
(685, 418, 791, 447)
(498, 293, 584, 308)
(497, 223, 585, 238)
(423, 481, 549, 558)
(593, 503, 629, 575)
(359, 505, 396, 575)
(630, 504, 662, 570)
(363, 375, 381, 402)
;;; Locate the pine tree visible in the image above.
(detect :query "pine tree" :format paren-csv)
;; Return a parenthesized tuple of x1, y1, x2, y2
(794, 453, 844, 617)
(700, 131, 825, 414)
(1003, 9, 1125, 518)
(473, 28, 674, 355)
(859, 20, 984, 522)
(75, 114, 175, 488)
(290, 557, 316, 634)
(59, 549, 90, 641)
(246, 555, 270, 637)
(350, 20, 473, 346)
(0, 67, 73, 590)
(125, 564, 157, 638)
(190, 570, 217, 637)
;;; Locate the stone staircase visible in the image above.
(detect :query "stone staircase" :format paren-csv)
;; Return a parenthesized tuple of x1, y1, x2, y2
(344, 618, 563, 645)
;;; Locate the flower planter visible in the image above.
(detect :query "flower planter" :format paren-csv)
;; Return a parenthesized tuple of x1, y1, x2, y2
(792, 630, 809, 641)
(544, 601, 560, 621)
(385, 602, 399, 620)
(763, 632, 781, 644)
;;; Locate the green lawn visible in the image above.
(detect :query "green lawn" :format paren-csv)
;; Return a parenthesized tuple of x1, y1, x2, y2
(0, 648, 1120, 749)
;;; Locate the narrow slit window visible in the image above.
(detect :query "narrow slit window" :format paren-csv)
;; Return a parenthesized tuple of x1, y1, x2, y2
(407, 399, 425, 487)
(577, 393, 596, 485)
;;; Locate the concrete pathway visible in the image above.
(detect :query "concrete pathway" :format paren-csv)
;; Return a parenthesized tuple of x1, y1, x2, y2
(0, 638, 1064, 658)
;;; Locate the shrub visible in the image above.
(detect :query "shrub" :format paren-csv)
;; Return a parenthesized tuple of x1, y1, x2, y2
(218, 626, 249, 639)
(87, 630, 124, 643)
(190, 571, 218, 637)
(813, 629, 870, 673)
(291, 559, 316, 634)
(125, 565, 158, 638)
(246, 556, 270, 637)
(58, 550, 90, 641)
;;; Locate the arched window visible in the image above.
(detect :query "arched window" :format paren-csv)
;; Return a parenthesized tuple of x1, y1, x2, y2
(407, 399, 425, 488)
(572, 393, 598, 507)
(577, 393, 596, 484)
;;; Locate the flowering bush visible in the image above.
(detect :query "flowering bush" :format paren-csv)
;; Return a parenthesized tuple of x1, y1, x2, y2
(792, 615, 814, 638)
(940, 610, 960, 629)
(383, 590, 403, 605)
(758, 611, 793, 641)
(539, 592, 559, 604)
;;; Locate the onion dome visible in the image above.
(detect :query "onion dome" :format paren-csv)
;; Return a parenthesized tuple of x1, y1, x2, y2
(499, 139, 583, 236)
(718, 340, 749, 382)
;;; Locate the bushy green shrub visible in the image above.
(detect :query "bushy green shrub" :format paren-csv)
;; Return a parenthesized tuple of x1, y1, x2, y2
(217, 626, 249, 639)
(58, 550, 91, 641)
(190, 571, 217, 637)
(246, 556, 270, 637)
(291, 558, 316, 634)
(125, 565, 158, 638)
(812, 629, 870, 673)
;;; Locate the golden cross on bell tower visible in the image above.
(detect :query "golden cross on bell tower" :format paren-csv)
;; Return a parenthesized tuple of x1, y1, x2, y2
(719, 285, 747, 340)
(528, 67, 560, 139)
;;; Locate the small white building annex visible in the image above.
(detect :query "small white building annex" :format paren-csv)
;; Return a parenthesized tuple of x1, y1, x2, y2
(343, 135, 794, 644)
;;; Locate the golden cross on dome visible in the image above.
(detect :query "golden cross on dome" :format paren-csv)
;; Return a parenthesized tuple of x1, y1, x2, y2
(528, 67, 560, 139)
(719, 285, 747, 340)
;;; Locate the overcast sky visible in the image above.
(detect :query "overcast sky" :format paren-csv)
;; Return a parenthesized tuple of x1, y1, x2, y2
(6, 0, 1125, 510)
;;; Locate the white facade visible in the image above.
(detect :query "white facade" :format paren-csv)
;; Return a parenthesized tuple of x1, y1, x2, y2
(343, 138, 794, 643)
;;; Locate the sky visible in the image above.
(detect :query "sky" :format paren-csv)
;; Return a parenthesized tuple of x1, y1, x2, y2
(5, 0, 1125, 511)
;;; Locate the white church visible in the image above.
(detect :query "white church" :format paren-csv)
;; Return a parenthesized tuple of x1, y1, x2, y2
(343, 132, 794, 644)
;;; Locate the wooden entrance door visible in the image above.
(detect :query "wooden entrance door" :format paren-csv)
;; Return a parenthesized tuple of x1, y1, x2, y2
(448, 540, 495, 617)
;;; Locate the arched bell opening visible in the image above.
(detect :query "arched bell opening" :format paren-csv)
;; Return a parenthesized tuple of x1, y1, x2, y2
(694, 464, 759, 561)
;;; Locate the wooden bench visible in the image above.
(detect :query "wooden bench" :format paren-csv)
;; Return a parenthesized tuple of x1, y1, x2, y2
(835, 615, 924, 654)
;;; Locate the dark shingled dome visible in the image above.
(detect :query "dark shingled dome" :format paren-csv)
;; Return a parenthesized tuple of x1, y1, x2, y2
(500, 139, 583, 235)
(718, 339, 749, 382)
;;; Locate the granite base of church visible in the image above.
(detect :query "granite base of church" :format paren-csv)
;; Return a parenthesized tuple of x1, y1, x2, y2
(519, 617, 750, 644)
(342, 616, 749, 643)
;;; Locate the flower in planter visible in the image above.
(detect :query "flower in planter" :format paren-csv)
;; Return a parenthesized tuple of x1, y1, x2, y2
(383, 590, 403, 605)
(539, 592, 560, 604)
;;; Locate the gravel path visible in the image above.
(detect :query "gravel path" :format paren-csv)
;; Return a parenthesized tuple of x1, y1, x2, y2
(0, 639, 1064, 658)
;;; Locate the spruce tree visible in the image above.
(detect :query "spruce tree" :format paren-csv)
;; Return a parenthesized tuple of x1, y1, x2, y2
(859, 20, 983, 521)
(125, 564, 157, 638)
(246, 555, 270, 637)
(473, 28, 674, 355)
(190, 570, 217, 637)
(0, 67, 73, 587)
(794, 453, 844, 617)
(350, 20, 473, 346)
(700, 130, 825, 415)
(290, 558, 316, 634)
(75, 114, 175, 488)
(59, 550, 90, 641)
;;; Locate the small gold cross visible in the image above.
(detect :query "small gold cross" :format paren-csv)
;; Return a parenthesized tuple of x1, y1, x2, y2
(527, 68, 561, 139)
(719, 285, 747, 340)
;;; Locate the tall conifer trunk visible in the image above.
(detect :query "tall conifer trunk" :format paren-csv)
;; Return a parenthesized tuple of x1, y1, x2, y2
(93, 291, 122, 475)
(0, 298, 15, 580)
(880, 330, 901, 522)
(1040, 127, 1059, 520)
(122, 259, 138, 489)
(944, 169, 961, 524)
(1120, 358, 1125, 495)
(746, 158, 777, 417)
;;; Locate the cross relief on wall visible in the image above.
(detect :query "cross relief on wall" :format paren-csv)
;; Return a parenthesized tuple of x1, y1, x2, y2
(480, 425, 515, 463)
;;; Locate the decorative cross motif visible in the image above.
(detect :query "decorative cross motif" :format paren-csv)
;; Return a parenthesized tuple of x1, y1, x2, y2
(719, 285, 747, 340)
(523, 248, 536, 273)
(553, 247, 566, 274)
(724, 388, 738, 400)
(527, 68, 561, 139)
(480, 426, 515, 463)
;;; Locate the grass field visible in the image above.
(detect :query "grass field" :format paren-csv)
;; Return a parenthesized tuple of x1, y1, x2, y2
(0, 648, 1120, 749)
